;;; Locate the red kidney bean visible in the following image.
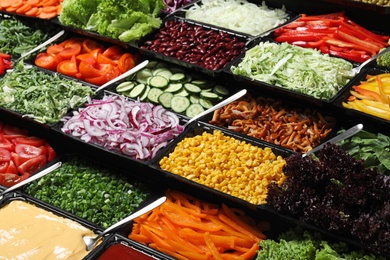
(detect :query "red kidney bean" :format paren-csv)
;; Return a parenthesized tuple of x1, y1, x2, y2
(140, 20, 245, 71)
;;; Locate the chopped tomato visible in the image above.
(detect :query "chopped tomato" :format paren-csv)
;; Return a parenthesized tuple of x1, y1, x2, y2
(13, 136, 45, 147)
(35, 53, 62, 71)
(76, 48, 101, 62)
(6, 160, 18, 174)
(11, 152, 30, 167)
(0, 148, 11, 162)
(82, 38, 103, 53)
(79, 59, 104, 78)
(0, 162, 8, 173)
(102, 45, 123, 61)
(84, 66, 120, 86)
(15, 144, 44, 159)
(118, 53, 135, 73)
(0, 135, 14, 151)
(46, 44, 64, 55)
(18, 155, 46, 176)
(0, 173, 29, 188)
(57, 55, 79, 77)
(46, 145, 56, 161)
(97, 53, 117, 66)
(58, 42, 82, 60)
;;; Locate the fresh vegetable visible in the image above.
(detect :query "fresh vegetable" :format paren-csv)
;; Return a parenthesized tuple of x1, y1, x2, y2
(274, 12, 390, 63)
(116, 61, 230, 117)
(0, 16, 54, 57)
(0, 0, 62, 19)
(163, 0, 193, 13)
(129, 190, 267, 260)
(0, 63, 95, 124)
(0, 122, 56, 187)
(231, 41, 355, 100)
(25, 156, 150, 228)
(58, 0, 165, 42)
(267, 143, 390, 256)
(377, 44, 390, 68)
(256, 226, 384, 260)
(61, 93, 184, 161)
(34, 36, 136, 86)
(185, 0, 289, 36)
(342, 73, 390, 121)
(338, 129, 390, 175)
(0, 52, 12, 75)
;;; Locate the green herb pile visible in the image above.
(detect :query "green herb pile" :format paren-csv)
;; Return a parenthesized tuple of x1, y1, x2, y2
(231, 41, 355, 100)
(0, 63, 95, 124)
(256, 226, 384, 260)
(25, 157, 150, 228)
(0, 16, 53, 57)
(338, 129, 390, 175)
(58, 0, 165, 42)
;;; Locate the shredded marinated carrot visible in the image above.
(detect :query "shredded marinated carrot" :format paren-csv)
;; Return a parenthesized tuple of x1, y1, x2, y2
(129, 190, 267, 260)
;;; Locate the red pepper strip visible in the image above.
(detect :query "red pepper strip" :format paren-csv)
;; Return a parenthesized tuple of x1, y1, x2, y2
(335, 30, 380, 56)
(275, 32, 330, 43)
(3, 59, 11, 70)
(353, 86, 382, 102)
(329, 49, 369, 63)
(339, 22, 388, 48)
(347, 19, 390, 43)
(323, 37, 375, 56)
(0, 52, 11, 59)
(292, 39, 326, 48)
(296, 27, 338, 34)
(298, 11, 346, 20)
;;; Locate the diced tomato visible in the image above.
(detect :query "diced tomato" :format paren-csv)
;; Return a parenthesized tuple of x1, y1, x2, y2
(84, 66, 120, 86)
(35, 53, 63, 71)
(0, 162, 8, 173)
(102, 45, 123, 61)
(118, 53, 135, 73)
(0, 148, 11, 162)
(57, 55, 79, 77)
(76, 48, 102, 62)
(57, 42, 82, 60)
(82, 38, 103, 53)
(11, 152, 30, 167)
(13, 136, 45, 147)
(46, 44, 65, 55)
(0, 135, 14, 151)
(97, 53, 117, 66)
(0, 173, 29, 188)
(15, 144, 44, 159)
(18, 155, 46, 176)
(78, 59, 102, 78)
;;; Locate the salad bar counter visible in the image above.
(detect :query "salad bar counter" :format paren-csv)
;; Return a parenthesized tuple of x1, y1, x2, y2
(0, 0, 389, 259)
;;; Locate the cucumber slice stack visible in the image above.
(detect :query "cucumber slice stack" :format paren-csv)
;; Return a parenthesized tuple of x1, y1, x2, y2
(115, 62, 230, 118)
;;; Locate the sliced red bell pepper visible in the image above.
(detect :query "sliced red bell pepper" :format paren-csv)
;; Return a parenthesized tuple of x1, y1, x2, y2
(0, 58, 5, 75)
(335, 30, 380, 56)
(329, 49, 370, 63)
(275, 32, 330, 43)
(347, 19, 390, 43)
(323, 37, 375, 56)
(292, 39, 326, 49)
(299, 11, 346, 20)
(339, 22, 388, 49)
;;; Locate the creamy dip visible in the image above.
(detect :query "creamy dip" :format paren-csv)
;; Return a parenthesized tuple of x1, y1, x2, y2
(0, 200, 95, 259)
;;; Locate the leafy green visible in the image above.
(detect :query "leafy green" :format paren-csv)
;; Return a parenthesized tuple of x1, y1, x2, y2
(0, 17, 54, 57)
(25, 156, 150, 228)
(256, 226, 384, 260)
(338, 129, 390, 175)
(59, 0, 165, 42)
(231, 41, 355, 100)
(0, 63, 95, 124)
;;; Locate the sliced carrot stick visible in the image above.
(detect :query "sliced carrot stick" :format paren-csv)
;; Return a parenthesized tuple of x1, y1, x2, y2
(139, 226, 174, 251)
(218, 213, 260, 243)
(205, 232, 223, 260)
(152, 245, 190, 260)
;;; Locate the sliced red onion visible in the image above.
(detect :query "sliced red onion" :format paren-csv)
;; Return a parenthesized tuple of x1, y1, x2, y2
(61, 94, 184, 160)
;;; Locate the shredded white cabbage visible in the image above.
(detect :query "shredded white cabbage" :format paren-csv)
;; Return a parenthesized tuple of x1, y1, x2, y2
(185, 0, 289, 36)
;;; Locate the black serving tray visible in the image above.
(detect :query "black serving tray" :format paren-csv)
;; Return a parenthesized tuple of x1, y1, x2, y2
(318, 0, 390, 14)
(149, 121, 293, 210)
(225, 39, 360, 107)
(137, 15, 250, 77)
(333, 67, 390, 127)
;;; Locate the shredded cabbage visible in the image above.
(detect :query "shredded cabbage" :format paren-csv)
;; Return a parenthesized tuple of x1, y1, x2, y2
(231, 41, 356, 100)
(185, 0, 289, 36)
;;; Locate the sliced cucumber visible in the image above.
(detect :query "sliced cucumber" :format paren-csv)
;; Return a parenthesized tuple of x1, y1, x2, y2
(175, 89, 190, 97)
(189, 95, 200, 104)
(164, 83, 183, 93)
(129, 83, 146, 98)
(184, 83, 202, 94)
(147, 88, 164, 104)
(158, 92, 174, 108)
(171, 96, 190, 113)
(186, 104, 205, 118)
(154, 68, 173, 80)
(169, 73, 186, 83)
(199, 98, 214, 109)
(116, 81, 135, 93)
(155, 62, 168, 69)
(149, 75, 169, 89)
(146, 61, 158, 69)
(170, 67, 185, 74)
(136, 69, 153, 84)
(213, 85, 229, 96)
(140, 85, 150, 101)
(200, 91, 219, 100)
(191, 79, 213, 89)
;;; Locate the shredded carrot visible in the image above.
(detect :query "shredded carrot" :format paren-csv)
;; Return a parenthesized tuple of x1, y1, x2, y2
(129, 190, 267, 260)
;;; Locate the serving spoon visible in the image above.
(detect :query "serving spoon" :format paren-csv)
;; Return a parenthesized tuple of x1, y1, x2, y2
(95, 60, 149, 92)
(0, 161, 62, 200)
(183, 89, 247, 128)
(351, 46, 390, 75)
(83, 196, 167, 251)
(302, 123, 363, 158)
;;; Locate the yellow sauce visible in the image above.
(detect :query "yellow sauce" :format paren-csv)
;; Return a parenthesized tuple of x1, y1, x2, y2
(0, 200, 95, 259)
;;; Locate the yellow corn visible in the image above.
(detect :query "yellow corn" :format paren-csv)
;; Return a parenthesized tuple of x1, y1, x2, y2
(159, 130, 286, 205)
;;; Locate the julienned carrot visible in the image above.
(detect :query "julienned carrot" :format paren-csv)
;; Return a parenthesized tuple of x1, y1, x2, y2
(129, 190, 267, 260)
